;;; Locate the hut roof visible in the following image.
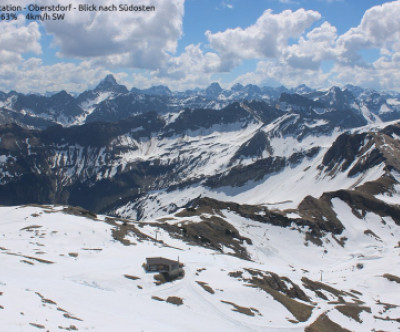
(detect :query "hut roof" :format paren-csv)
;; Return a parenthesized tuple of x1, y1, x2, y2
(146, 257, 179, 266)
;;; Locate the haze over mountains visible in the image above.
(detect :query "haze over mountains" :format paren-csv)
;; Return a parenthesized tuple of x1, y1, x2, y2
(0, 75, 399, 331)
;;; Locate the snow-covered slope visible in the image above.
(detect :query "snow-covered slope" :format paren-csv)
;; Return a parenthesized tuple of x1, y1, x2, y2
(1, 202, 399, 331)
(114, 120, 400, 221)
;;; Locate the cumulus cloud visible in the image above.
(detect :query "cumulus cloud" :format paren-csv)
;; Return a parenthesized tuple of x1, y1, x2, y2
(0, 15, 41, 54)
(283, 21, 338, 70)
(233, 59, 332, 89)
(0, 51, 23, 66)
(204, 1, 400, 91)
(0, 58, 122, 93)
(336, 1, 400, 65)
(129, 44, 221, 90)
(157, 44, 222, 78)
(0, 15, 43, 91)
(205, 8, 321, 69)
(42, 0, 184, 69)
(331, 51, 400, 91)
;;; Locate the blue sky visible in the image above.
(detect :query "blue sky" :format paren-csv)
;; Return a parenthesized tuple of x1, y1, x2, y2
(1, 0, 400, 93)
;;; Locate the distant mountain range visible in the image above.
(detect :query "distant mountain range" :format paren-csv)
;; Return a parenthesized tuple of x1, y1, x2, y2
(1, 74, 399, 129)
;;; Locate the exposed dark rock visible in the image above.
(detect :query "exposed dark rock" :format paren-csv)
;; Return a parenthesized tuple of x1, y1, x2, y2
(206, 156, 286, 188)
(247, 269, 310, 302)
(244, 269, 314, 322)
(155, 214, 252, 260)
(321, 132, 369, 175)
(324, 189, 400, 225)
(210, 147, 320, 188)
(280, 92, 324, 109)
(163, 102, 253, 136)
(298, 195, 344, 235)
(305, 313, 351, 332)
(230, 131, 273, 162)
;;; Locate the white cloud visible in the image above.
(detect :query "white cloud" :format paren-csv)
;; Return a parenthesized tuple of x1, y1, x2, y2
(0, 15, 41, 54)
(0, 59, 120, 93)
(331, 51, 400, 91)
(129, 44, 221, 90)
(221, 1, 234, 9)
(0, 15, 43, 92)
(42, 0, 184, 69)
(234, 59, 332, 89)
(159, 44, 222, 77)
(336, 1, 400, 65)
(0, 51, 23, 66)
(284, 21, 338, 70)
(205, 8, 321, 68)
(203, 1, 400, 91)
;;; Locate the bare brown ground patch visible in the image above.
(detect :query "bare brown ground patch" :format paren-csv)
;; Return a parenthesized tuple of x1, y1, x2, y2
(20, 225, 42, 231)
(157, 217, 176, 222)
(124, 274, 140, 281)
(63, 313, 83, 321)
(58, 325, 78, 331)
(305, 313, 351, 332)
(105, 217, 153, 246)
(383, 273, 400, 283)
(151, 296, 164, 302)
(35, 292, 57, 305)
(220, 300, 259, 317)
(245, 269, 314, 322)
(335, 304, 371, 323)
(301, 277, 357, 303)
(373, 315, 400, 323)
(151, 295, 183, 305)
(228, 270, 243, 279)
(29, 323, 46, 329)
(196, 281, 215, 294)
(3, 251, 54, 264)
(166, 296, 183, 306)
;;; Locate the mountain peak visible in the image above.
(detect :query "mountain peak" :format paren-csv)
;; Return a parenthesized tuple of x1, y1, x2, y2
(231, 83, 244, 91)
(328, 86, 342, 94)
(344, 84, 364, 97)
(142, 85, 172, 96)
(294, 84, 313, 94)
(206, 82, 223, 98)
(103, 74, 117, 85)
(50, 90, 74, 101)
(95, 75, 128, 94)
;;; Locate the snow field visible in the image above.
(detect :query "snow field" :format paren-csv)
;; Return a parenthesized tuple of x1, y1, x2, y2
(1, 201, 399, 331)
